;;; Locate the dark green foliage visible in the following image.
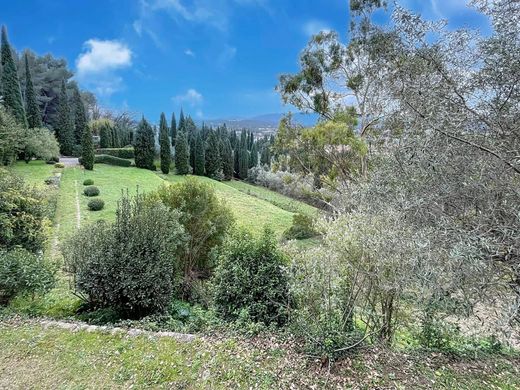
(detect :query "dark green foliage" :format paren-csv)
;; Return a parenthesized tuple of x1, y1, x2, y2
(83, 186, 99, 197)
(63, 193, 186, 318)
(170, 112, 177, 146)
(72, 83, 87, 145)
(205, 130, 222, 179)
(0, 26, 26, 127)
(260, 144, 271, 165)
(94, 154, 132, 167)
(222, 138, 233, 180)
(96, 147, 134, 159)
(174, 131, 190, 175)
(194, 132, 205, 176)
(55, 79, 74, 155)
(81, 121, 94, 171)
(87, 198, 105, 211)
(0, 106, 24, 165)
(233, 146, 239, 178)
(151, 180, 234, 299)
(159, 113, 171, 174)
(213, 228, 290, 326)
(282, 213, 318, 240)
(239, 147, 249, 179)
(83, 179, 94, 186)
(134, 117, 155, 170)
(249, 142, 258, 168)
(24, 53, 42, 129)
(0, 248, 55, 305)
(178, 108, 186, 133)
(0, 170, 47, 253)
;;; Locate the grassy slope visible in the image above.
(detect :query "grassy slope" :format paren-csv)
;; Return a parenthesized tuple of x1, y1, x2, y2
(9, 160, 59, 186)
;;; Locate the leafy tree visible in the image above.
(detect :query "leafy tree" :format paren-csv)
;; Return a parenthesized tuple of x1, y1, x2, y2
(0, 26, 26, 127)
(205, 130, 222, 179)
(55, 79, 74, 155)
(170, 112, 177, 146)
(23, 128, 60, 162)
(134, 117, 155, 170)
(0, 106, 24, 165)
(222, 138, 233, 180)
(159, 112, 171, 174)
(193, 132, 205, 176)
(72, 83, 87, 146)
(249, 141, 258, 168)
(175, 130, 190, 175)
(23, 53, 42, 129)
(81, 123, 94, 170)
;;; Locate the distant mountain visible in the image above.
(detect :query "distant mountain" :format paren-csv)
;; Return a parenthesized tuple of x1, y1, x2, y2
(199, 112, 318, 134)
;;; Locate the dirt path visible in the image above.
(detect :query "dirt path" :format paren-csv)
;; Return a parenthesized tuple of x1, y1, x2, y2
(59, 157, 80, 167)
(74, 180, 81, 229)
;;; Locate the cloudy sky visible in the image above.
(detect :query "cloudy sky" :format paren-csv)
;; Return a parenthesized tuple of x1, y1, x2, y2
(1, 0, 489, 121)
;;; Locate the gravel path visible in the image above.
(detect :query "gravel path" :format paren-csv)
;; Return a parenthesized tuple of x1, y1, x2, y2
(59, 157, 80, 167)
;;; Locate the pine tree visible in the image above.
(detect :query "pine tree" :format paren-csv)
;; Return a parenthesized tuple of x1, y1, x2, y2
(249, 141, 258, 168)
(81, 123, 94, 170)
(134, 117, 155, 170)
(24, 53, 41, 129)
(178, 108, 186, 133)
(1, 26, 27, 127)
(194, 132, 205, 176)
(72, 83, 87, 146)
(222, 138, 233, 181)
(170, 112, 177, 146)
(175, 130, 189, 175)
(205, 130, 222, 179)
(159, 112, 171, 174)
(55, 80, 74, 155)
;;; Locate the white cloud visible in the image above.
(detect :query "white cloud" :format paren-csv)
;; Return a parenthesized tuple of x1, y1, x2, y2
(184, 48, 195, 57)
(302, 20, 330, 36)
(173, 88, 203, 106)
(76, 39, 132, 75)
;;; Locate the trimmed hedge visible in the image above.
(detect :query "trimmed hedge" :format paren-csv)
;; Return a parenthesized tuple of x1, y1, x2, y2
(94, 154, 132, 167)
(83, 179, 94, 186)
(83, 186, 100, 197)
(87, 199, 105, 211)
(54, 162, 65, 168)
(97, 147, 134, 159)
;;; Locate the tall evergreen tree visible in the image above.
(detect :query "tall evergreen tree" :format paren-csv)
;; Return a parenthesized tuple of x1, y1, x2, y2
(24, 53, 41, 129)
(72, 83, 87, 145)
(233, 146, 240, 178)
(55, 80, 74, 155)
(1, 26, 26, 127)
(81, 123, 94, 170)
(159, 112, 171, 174)
(170, 112, 177, 146)
(222, 138, 233, 181)
(175, 130, 189, 175)
(134, 117, 155, 170)
(260, 144, 271, 166)
(249, 141, 258, 168)
(194, 132, 205, 176)
(239, 147, 249, 179)
(205, 130, 222, 179)
(178, 108, 186, 133)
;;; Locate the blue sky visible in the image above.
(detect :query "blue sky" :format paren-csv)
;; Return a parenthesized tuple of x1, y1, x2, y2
(1, 0, 489, 121)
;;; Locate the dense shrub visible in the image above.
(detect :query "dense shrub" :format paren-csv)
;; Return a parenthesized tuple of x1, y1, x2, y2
(0, 248, 55, 305)
(87, 199, 105, 211)
(83, 186, 100, 197)
(94, 154, 132, 167)
(63, 193, 186, 318)
(54, 162, 65, 168)
(213, 228, 290, 326)
(97, 147, 134, 159)
(83, 179, 94, 186)
(0, 170, 49, 252)
(283, 213, 319, 240)
(23, 128, 60, 162)
(150, 180, 234, 299)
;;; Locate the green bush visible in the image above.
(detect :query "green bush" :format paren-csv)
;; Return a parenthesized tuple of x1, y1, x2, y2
(94, 154, 132, 167)
(63, 193, 186, 318)
(0, 170, 49, 253)
(83, 186, 100, 197)
(87, 199, 105, 211)
(213, 228, 290, 326)
(97, 147, 134, 159)
(54, 162, 65, 168)
(150, 179, 234, 299)
(283, 213, 319, 240)
(0, 248, 55, 305)
(83, 179, 94, 186)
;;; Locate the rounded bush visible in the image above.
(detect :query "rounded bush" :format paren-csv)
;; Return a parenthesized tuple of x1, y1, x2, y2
(83, 179, 94, 186)
(87, 199, 105, 211)
(54, 162, 65, 168)
(83, 186, 100, 197)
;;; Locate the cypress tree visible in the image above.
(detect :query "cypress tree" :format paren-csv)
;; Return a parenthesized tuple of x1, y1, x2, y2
(72, 83, 87, 145)
(222, 138, 233, 181)
(178, 108, 186, 133)
(24, 53, 42, 129)
(55, 80, 74, 155)
(81, 123, 95, 170)
(194, 132, 205, 176)
(249, 141, 258, 168)
(170, 112, 177, 146)
(175, 130, 189, 175)
(233, 146, 240, 178)
(205, 130, 222, 179)
(99, 122, 110, 148)
(239, 147, 249, 179)
(0, 26, 26, 127)
(134, 117, 155, 170)
(260, 144, 271, 166)
(159, 112, 171, 174)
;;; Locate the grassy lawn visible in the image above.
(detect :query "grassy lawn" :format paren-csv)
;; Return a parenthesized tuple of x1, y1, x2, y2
(9, 160, 60, 187)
